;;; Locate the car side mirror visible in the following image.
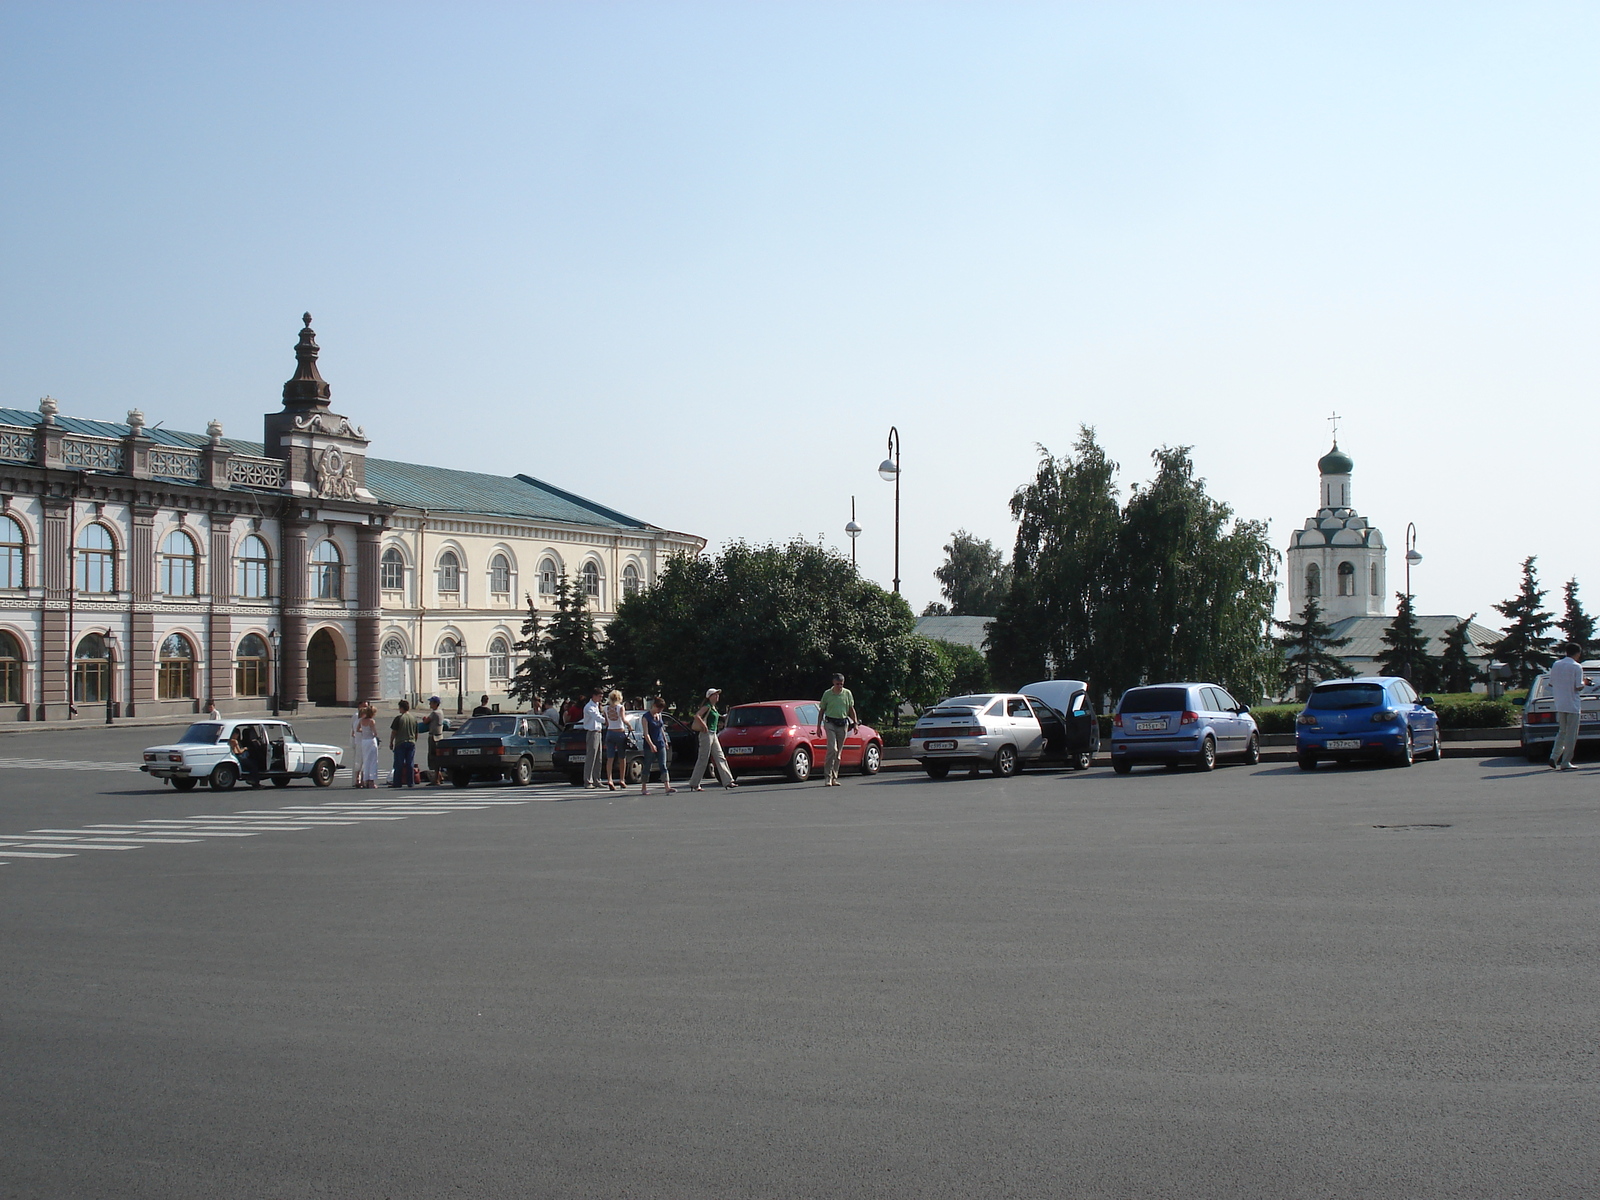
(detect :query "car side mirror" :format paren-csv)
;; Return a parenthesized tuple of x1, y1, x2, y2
(1512, 696, 1526, 706)
(1420, 697, 1436, 709)
(1235, 705, 1250, 714)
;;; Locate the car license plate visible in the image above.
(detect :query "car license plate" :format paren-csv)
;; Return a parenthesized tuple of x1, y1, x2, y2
(455, 747, 482, 755)
(727, 746, 754, 755)
(1136, 720, 1167, 731)
(924, 740, 957, 751)
(1326, 738, 1361, 750)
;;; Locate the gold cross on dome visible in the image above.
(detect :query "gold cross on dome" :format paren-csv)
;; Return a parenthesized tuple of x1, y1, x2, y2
(1328, 411, 1341, 440)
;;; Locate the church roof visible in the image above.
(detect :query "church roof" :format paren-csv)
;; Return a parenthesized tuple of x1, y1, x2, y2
(1318, 442, 1353, 474)
(0, 407, 656, 530)
(1326, 615, 1502, 661)
(915, 614, 994, 651)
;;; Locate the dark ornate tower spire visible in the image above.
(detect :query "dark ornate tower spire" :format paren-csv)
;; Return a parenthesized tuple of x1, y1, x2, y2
(282, 312, 332, 409)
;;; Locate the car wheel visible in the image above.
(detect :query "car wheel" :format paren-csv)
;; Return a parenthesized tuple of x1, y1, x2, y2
(171, 777, 198, 792)
(450, 770, 472, 788)
(626, 756, 644, 786)
(513, 756, 535, 786)
(1297, 753, 1317, 771)
(210, 762, 238, 791)
(310, 759, 336, 787)
(992, 744, 1018, 778)
(787, 745, 812, 782)
(270, 775, 291, 788)
(1112, 759, 1133, 775)
(1425, 731, 1443, 761)
(1394, 731, 1414, 768)
(1242, 734, 1261, 766)
(1071, 750, 1093, 771)
(859, 741, 882, 775)
(924, 762, 950, 779)
(1195, 736, 1217, 772)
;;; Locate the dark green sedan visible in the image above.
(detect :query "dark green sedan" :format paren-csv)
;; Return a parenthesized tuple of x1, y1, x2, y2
(435, 714, 560, 787)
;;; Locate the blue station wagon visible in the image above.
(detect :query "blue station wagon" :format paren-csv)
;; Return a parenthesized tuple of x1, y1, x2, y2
(1110, 683, 1260, 774)
(1295, 676, 1441, 769)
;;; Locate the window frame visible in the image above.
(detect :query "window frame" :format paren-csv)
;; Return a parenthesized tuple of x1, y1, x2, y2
(488, 636, 510, 680)
(160, 530, 200, 597)
(235, 633, 270, 697)
(76, 523, 117, 594)
(581, 561, 601, 601)
(158, 632, 197, 700)
(0, 515, 25, 590)
(0, 629, 22, 704)
(312, 540, 343, 601)
(236, 534, 271, 599)
(437, 637, 461, 682)
(489, 554, 511, 595)
(380, 547, 406, 592)
(439, 550, 461, 594)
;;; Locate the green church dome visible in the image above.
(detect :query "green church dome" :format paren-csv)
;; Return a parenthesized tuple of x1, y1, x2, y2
(1318, 442, 1353, 475)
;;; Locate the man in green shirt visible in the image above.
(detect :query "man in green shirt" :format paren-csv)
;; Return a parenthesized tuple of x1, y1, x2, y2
(389, 699, 418, 788)
(815, 673, 859, 786)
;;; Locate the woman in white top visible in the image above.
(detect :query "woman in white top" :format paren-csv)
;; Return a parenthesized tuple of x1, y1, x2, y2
(354, 704, 380, 789)
(602, 689, 630, 791)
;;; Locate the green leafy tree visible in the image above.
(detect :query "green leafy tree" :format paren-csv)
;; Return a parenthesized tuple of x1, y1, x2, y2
(506, 596, 553, 706)
(539, 573, 609, 707)
(1377, 592, 1440, 690)
(933, 530, 1011, 616)
(1558, 578, 1594, 656)
(1438, 614, 1480, 694)
(1273, 596, 1353, 700)
(1487, 556, 1556, 687)
(921, 601, 949, 616)
(605, 540, 937, 725)
(931, 639, 992, 697)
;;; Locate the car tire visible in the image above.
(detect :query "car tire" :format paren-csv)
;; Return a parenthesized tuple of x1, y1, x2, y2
(1394, 732, 1414, 768)
(924, 762, 950, 779)
(1297, 752, 1317, 771)
(992, 744, 1018, 778)
(1071, 750, 1093, 771)
(1242, 734, 1261, 766)
(513, 756, 535, 787)
(210, 762, 238, 791)
(1195, 736, 1217, 772)
(626, 756, 644, 786)
(787, 745, 812, 782)
(1112, 758, 1133, 775)
(859, 741, 882, 775)
(450, 770, 472, 788)
(1425, 732, 1443, 761)
(171, 777, 198, 792)
(310, 758, 336, 787)
(270, 775, 291, 788)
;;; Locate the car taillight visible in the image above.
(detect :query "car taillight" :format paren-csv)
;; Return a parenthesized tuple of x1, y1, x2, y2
(1179, 711, 1198, 726)
(143, 753, 156, 761)
(1112, 713, 1122, 728)
(168, 753, 183, 762)
(1296, 713, 1317, 726)
(1373, 710, 1399, 722)
(1527, 712, 1557, 725)
(770, 729, 788, 739)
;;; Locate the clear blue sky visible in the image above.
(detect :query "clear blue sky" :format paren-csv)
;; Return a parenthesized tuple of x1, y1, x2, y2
(3, 3, 1597, 626)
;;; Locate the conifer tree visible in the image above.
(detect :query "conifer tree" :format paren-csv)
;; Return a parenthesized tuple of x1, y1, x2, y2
(1377, 592, 1440, 690)
(1438, 614, 1479, 694)
(1487, 556, 1556, 687)
(543, 573, 609, 706)
(1557, 578, 1594, 656)
(507, 595, 553, 706)
(1273, 596, 1353, 700)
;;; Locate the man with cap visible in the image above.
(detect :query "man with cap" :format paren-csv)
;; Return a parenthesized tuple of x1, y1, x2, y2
(815, 673, 860, 786)
(688, 687, 738, 791)
(423, 695, 446, 785)
(581, 685, 607, 788)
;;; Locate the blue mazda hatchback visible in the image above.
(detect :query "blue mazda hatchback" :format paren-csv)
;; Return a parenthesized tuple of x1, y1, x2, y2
(1295, 676, 1441, 770)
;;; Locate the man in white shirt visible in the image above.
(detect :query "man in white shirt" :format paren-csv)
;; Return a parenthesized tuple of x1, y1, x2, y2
(581, 685, 606, 788)
(1547, 643, 1588, 771)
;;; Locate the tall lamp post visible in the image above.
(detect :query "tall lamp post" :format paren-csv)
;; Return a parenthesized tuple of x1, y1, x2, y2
(878, 428, 901, 594)
(268, 628, 281, 717)
(845, 497, 861, 568)
(1402, 523, 1423, 680)
(102, 628, 120, 725)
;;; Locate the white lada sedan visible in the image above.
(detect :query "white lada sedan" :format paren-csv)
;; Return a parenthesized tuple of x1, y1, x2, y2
(140, 718, 343, 792)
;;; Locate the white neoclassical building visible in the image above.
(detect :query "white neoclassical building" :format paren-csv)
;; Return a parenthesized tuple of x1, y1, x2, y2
(1286, 441, 1387, 622)
(0, 315, 703, 722)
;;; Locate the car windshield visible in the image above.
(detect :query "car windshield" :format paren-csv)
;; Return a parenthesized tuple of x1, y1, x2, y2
(178, 723, 224, 744)
(459, 717, 517, 736)
(729, 707, 787, 728)
(1307, 684, 1387, 711)
(1119, 687, 1188, 714)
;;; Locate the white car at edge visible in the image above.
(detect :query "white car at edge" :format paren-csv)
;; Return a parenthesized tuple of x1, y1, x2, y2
(140, 718, 344, 792)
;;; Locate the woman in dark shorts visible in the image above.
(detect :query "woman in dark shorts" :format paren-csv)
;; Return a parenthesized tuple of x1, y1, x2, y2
(602, 689, 630, 791)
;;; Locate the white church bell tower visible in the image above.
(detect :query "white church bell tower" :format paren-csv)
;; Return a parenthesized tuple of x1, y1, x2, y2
(1286, 440, 1387, 621)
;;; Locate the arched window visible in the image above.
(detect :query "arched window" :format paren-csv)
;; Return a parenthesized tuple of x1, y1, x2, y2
(73, 633, 110, 703)
(0, 630, 22, 704)
(489, 554, 511, 594)
(380, 636, 408, 700)
(236, 535, 270, 599)
(76, 524, 116, 594)
(0, 515, 24, 590)
(380, 547, 405, 592)
(313, 541, 342, 600)
(1370, 562, 1380, 597)
(439, 550, 461, 594)
(1305, 562, 1321, 598)
(1337, 561, 1355, 597)
(488, 636, 510, 680)
(158, 633, 196, 700)
(582, 561, 600, 601)
(161, 531, 199, 596)
(236, 633, 269, 697)
(538, 558, 557, 596)
(623, 563, 641, 598)
(437, 637, 460, 681)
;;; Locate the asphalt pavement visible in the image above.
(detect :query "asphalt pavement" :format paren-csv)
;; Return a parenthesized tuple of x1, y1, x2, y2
(0, 721, 1595, 1199)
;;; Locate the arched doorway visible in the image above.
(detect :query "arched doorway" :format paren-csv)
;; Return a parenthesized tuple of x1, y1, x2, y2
(380, 636, 409, 700)
(307, 629, 339, 705)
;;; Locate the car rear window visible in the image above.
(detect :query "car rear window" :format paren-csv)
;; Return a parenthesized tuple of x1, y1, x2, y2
(1118, 688, 1188, 714)
(729, 706, 787, 728)
(1307, 684, 1386, 711)
(460, 717, 517, 736)
(178, 723, 224, 744)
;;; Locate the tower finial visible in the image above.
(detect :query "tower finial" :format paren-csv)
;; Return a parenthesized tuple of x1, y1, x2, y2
(282, 312, 332, 409)
(1328, 410, 1341, 442)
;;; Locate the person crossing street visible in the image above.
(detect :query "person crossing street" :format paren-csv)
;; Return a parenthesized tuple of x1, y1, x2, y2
(815, 672, 860, 786)
(688, 688, 737, 791)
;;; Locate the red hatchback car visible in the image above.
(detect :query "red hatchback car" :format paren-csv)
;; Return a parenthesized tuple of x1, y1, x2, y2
(718, 700, 883, 782)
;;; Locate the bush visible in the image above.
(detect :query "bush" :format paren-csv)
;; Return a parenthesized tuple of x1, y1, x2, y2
(1432, 697, 1516, 730)
(879, 728, 913, 748)
(1249, 705, 1301, 735)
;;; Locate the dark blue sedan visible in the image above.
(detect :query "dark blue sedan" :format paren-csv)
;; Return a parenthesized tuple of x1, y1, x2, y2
(1296, 676, 1441, 769)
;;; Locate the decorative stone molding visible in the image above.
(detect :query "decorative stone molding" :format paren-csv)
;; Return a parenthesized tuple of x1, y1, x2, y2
(60, 437, 123, 471)
(149, 449, 203, 482)
(313, 446, 359, 500)
(228, 457, 287, 488)
(0, 428, 31, 463)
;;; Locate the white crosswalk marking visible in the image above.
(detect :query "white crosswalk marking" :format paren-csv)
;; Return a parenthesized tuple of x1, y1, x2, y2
(0, 758, 144, 772)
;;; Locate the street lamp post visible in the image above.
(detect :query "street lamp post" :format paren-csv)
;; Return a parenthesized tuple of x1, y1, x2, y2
(845, 496, 861, 568)
(102, 628, 120, 725)
(878, 428, 901, 594)
(1402, 523, 1423, 680)
(268, 628, 281, 717)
